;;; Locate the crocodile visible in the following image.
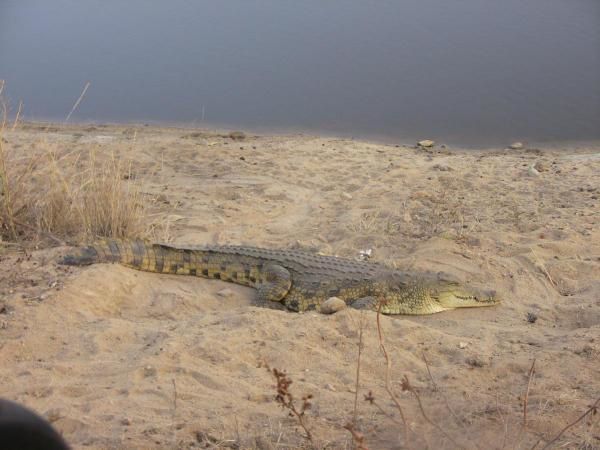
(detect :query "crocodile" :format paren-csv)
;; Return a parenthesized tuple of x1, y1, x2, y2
(59, 239, 499, 315)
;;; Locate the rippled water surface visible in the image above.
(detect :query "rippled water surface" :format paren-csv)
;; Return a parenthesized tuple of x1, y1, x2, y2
(1, 0, 599, 146)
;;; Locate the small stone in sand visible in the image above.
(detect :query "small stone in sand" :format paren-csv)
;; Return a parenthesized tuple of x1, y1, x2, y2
(359, 248, 372, 261)
(418, 139, 435, 148)
(320, 297, 347, 314)
(341, 192, 353, 200)
(143, 366, 157, 377)
(229, 131, 246, 141)
(458, 341, 468, 349)
(509, 142, 524, 150)
(217, 288, 235, 298)
(432, 163, 453, 171)
(526, 312, 538, 323)
(528, 165, 540, 177)
(466, 357, 486, 368)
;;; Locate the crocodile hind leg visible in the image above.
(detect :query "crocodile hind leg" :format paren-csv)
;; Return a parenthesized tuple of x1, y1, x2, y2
(349, 296, 379, 310)
(255, 263, 292, 304)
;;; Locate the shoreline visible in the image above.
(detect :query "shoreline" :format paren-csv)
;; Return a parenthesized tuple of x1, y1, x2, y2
(16, 119, 600, 153)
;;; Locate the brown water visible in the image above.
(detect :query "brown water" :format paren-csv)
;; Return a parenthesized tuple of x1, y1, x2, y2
(1, 0, 599, 146)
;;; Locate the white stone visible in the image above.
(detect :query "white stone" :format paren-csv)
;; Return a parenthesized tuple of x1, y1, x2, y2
(320, 297, 347, 314)
(528, 165, 540, 177)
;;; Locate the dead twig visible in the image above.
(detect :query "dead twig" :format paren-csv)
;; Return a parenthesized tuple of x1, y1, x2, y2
(530, 248, 556, 288)
(422, 351, 481, 450)
(352, 314, 365, 426)
(422, 351, 438, 392)
(400, 376, 465, 449)
(539, 396, 600, 450)
(523, 359, 536, 429)
(65, 81, 90, 122)
(376, 300, 408, 437)
(343, 422, 369, 450)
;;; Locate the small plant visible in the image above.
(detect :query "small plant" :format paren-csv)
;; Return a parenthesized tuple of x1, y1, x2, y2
(263, 361, 314, 445)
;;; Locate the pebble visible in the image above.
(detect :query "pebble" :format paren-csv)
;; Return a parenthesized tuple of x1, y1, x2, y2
(320, 297, 347, 314)
(458, 341, 468, 349)
(216, 288, 235, 298)
(417, 139, 435, 148)
(466, 357, 486, 368)
(509, 142, 524, 150)
(528, 165, 540, 177)
(358, 249, 372, 261)
(432, 164, 453, 171)
(325, 383, 337, 392)
(229, 131, 246, 140)
(341, 192, 353, 200)
(526, 312, 538, 323)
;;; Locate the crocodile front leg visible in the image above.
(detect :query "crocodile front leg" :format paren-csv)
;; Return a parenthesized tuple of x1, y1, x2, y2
(256, 263, 292, 304)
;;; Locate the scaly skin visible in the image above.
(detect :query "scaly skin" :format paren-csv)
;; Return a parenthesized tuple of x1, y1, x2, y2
(59, 239, 499, 315)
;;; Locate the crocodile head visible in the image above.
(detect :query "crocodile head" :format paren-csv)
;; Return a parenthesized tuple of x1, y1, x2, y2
(379, 271, 499, 315)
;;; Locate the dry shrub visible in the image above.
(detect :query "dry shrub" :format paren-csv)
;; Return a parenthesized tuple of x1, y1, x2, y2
(0, 106, 150, 245)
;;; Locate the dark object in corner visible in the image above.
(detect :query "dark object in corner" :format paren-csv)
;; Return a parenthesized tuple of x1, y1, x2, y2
(0, 398, 70, 450)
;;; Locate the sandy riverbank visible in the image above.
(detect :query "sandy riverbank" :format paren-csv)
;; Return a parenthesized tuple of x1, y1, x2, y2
(1, 122, 599, 449)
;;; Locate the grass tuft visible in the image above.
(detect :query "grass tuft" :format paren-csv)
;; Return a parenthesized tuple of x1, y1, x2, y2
(0, 100, 151, 246)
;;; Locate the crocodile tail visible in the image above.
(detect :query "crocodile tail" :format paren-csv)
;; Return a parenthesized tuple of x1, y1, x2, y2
(59, 239, 200, 275)
(59, 239, 147, 266)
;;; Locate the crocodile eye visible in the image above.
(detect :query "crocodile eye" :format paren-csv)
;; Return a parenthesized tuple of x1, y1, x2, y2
(437, 272, 460, 284)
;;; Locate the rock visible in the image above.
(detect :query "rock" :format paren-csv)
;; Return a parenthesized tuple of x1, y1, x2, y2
(229, 131, 246, 141)
(432, 164, 453, 171)
(458, 342, 468, 349)
(341, 192, 353, 200)
(143, 366, 157, 377)
(509, 142, 523, 150)
(526, 312, 538, 323)
(528, 165, 540, 177)
(533, 161, 548, 172)
(121, 417, 131, 426)
(216, 288, 235, 298)
(325, 383, 337, 392)
(358, 249, 372, 261)
(418, 139, 435, 148)
(320, 297, 347, 314)
(466, 357, 485, 368)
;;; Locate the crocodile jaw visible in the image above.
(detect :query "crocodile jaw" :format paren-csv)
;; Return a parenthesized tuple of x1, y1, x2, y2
(434, 286, 499, 310)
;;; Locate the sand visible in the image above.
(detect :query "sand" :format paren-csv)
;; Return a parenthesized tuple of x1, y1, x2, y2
(0, 123, 599, 449)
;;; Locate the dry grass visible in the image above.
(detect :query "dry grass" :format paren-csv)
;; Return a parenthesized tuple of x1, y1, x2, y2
(0, 101, 151, 246)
